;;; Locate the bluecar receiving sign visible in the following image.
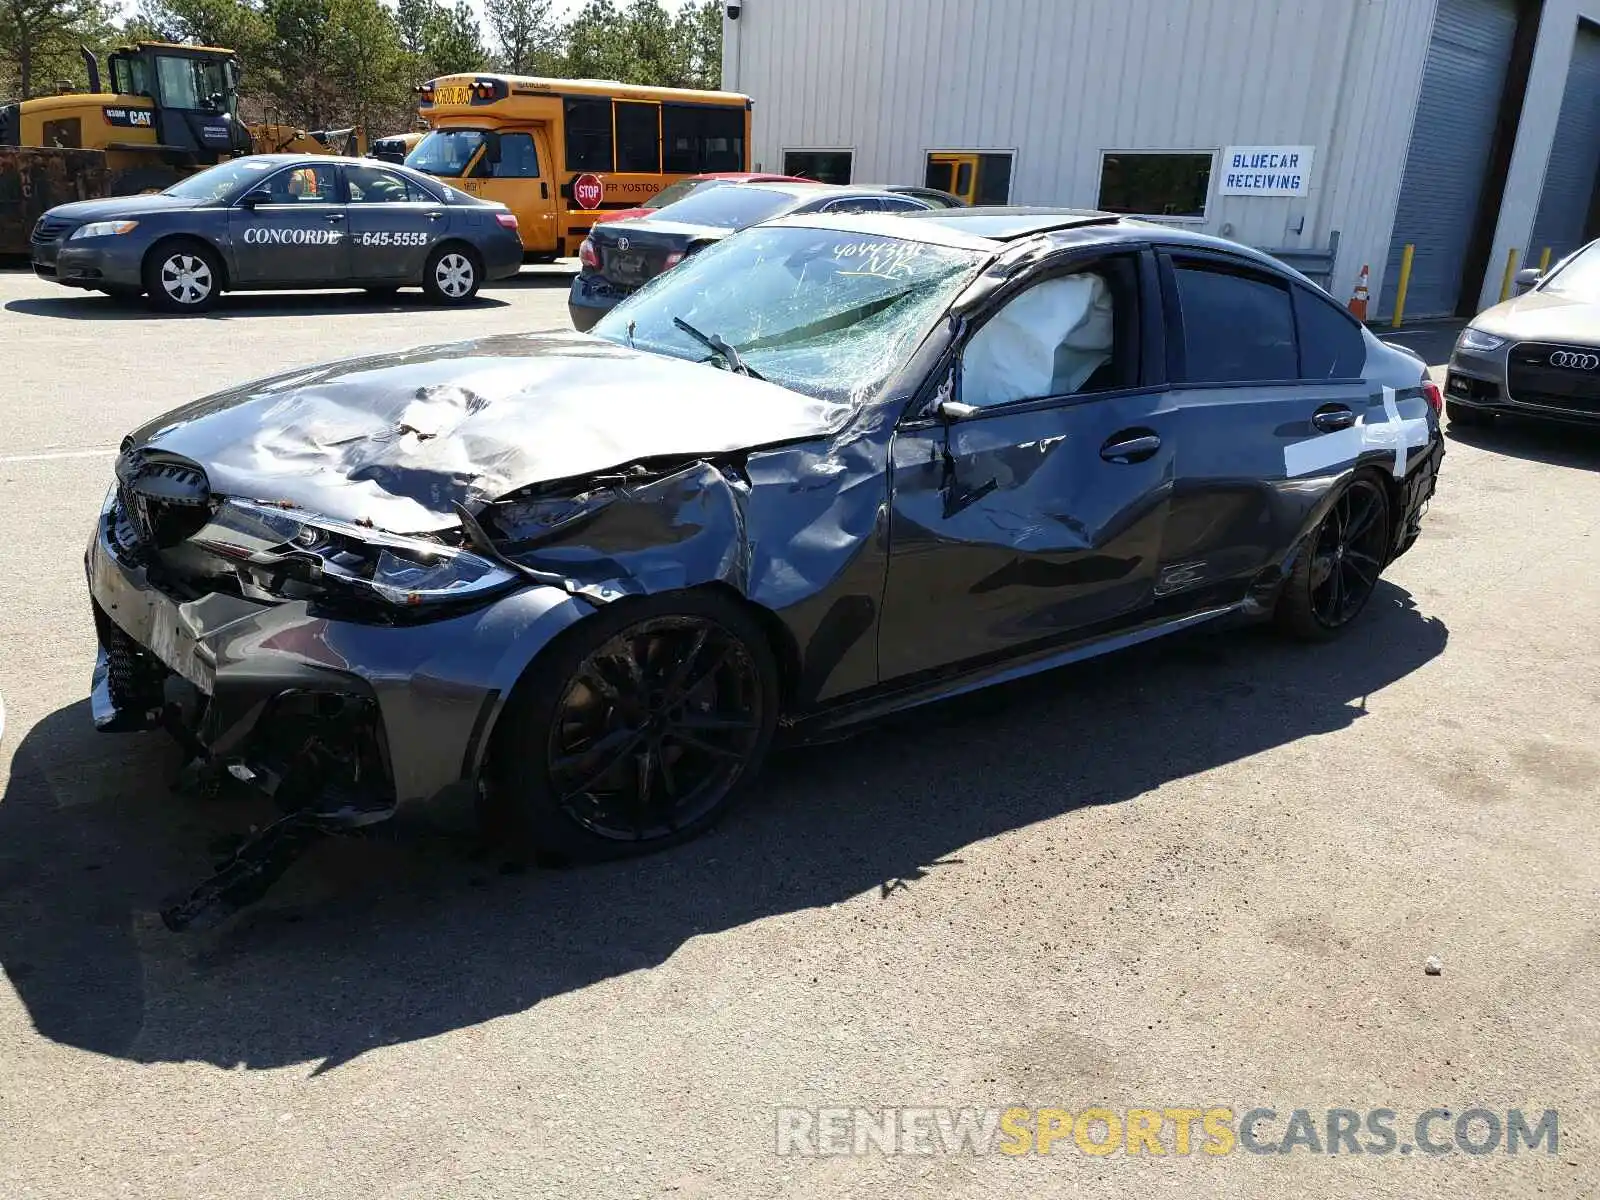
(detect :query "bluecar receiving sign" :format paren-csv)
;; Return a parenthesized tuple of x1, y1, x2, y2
(1220, 146, 1315, 197)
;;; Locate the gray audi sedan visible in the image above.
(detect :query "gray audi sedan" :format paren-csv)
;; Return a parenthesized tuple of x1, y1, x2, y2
(1445, 237, 1600, 428)
(30, 154, 524, 313)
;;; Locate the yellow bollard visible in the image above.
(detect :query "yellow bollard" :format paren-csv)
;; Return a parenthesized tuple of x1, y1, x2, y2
(1499, 247, 1520, 303)
(1391, 244, 1415, 328)
(1539, 247, 1552, 273)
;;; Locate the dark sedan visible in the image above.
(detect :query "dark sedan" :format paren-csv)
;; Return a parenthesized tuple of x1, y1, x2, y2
(567, 181, 939, 330)
(30, 154, 524, 313)
(88, 208, 1442, 927)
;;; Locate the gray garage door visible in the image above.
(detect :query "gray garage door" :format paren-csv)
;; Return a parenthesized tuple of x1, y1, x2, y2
(1381, 0, 1519, 320)
(1529, 24, 1600, 270)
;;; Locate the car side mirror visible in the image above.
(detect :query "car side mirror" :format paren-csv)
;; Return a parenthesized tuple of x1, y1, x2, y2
(936, 399, 979, 421)
(239, 189, 270, 208)
(1513, 267, 1542, 294)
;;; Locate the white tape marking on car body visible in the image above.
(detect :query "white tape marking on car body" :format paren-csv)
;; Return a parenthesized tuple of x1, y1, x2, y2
(1284, 387, 1431, 479)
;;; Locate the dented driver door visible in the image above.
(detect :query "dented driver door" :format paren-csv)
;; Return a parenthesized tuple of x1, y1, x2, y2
(879, 389, 1177, 680)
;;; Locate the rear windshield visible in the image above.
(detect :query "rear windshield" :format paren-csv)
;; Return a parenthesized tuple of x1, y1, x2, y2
(648, 185, 802, 229)
(645, 177, 721, 210)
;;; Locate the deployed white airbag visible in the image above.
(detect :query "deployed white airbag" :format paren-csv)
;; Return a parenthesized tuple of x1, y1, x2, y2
(963, 273, 1114, 407)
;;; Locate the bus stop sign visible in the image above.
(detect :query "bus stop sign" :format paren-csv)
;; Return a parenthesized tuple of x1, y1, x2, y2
(573, 173, 604, 209)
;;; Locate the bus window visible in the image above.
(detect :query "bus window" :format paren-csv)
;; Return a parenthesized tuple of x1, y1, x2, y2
(616, 102, 660, 173)
(564, 97, 613, 171)
(486, 131, 540, 178)
(662, 104, 745, 174)
(409, 128, 485, 177)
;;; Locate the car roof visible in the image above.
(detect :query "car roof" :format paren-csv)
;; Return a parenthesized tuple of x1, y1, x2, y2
(769, 207, 1324, 283)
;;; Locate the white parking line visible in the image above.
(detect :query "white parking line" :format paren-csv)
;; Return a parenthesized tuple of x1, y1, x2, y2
(0, 447, 118, 464)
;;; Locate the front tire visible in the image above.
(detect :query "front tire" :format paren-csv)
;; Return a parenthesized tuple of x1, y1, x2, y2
(1275, 472, 1391, 641)
(422, 244, 481, 304)
(143, 240, 221, 314)
(482, 591, 780, 863)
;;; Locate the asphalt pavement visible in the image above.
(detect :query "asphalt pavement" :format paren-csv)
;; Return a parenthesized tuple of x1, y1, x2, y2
(0, 270, 1597, 1199)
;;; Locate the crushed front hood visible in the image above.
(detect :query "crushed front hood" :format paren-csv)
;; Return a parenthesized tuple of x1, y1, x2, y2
(126, 331, 853, 534)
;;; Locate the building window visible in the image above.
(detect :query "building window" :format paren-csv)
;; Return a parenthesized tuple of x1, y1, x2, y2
(925, 151, 1012, 204)
(662, 104, 745, 173)
(1098, 151, 1213, 219)
(564, 97, 614, 172)
(784, 149, 852, 184)
(615, 101, 660, 173)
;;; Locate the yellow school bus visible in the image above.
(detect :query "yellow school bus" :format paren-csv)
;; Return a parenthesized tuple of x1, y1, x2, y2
(408, 74, 753, 257)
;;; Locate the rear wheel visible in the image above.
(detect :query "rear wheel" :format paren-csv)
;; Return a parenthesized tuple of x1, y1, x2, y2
(1275, 473, 1391, 641)
(422, 244, 481, 304)
(143, 240, 221, 314)
(1446, 400, 1494, 428)
(483, 592, 779, 863)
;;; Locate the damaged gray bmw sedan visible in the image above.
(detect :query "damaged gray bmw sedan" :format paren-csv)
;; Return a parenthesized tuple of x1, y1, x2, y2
(88, 208, 1444, 928)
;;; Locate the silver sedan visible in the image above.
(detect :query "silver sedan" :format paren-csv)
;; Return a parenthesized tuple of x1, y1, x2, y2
(1445, 238, 1600, 428)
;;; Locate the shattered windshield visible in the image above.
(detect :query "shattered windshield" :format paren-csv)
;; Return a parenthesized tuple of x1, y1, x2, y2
(591, 225, 985, 404)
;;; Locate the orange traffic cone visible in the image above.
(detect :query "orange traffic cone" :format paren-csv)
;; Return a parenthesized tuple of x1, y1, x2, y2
(1348, 264, 1371, 321)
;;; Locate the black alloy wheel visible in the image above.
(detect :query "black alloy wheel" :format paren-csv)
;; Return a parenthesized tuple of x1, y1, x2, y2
(551, 616, 765, 841)
(1276, 472, 1391, 640)
(1308, 477, 1389, 628)
(485, 594, 778, 861)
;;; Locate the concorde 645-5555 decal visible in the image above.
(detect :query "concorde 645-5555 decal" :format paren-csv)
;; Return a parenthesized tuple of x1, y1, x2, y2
(29, 153, 525, 313)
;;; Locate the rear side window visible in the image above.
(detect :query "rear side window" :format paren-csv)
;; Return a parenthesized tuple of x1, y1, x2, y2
(1293, 287, 1366, 379)
(564, 97, 613, 171)
(1171, 262, 1297, 383)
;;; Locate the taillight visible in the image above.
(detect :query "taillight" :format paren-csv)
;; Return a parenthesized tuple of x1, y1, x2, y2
(579, 237, 599, 270)
(662, 251, 684, 270)
(1422, 379, 1443, 415)
(495, 212, 518, 230)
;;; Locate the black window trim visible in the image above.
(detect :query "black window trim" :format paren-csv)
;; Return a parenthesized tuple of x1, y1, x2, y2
(900, 244, 1169, 428)
(1157, 248, 1310, 389)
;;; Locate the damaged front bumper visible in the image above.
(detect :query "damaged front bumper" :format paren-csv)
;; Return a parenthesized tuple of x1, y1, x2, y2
(85, 511, 594, 925)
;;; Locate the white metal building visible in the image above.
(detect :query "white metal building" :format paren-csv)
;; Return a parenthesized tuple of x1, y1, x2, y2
(723, 0, 1600, 320)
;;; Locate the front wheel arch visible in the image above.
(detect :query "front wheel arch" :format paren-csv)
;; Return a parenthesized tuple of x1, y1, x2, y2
(479, 586, 783, 862)
(142, 235, 230, 291)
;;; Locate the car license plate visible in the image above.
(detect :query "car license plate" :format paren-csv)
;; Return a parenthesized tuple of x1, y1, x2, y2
(435, 84, 473, 106)
(608, 251, 644, 282)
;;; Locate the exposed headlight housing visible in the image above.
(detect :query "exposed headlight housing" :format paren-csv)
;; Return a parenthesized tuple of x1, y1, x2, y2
(1456, 326, 1507, 353)
(70, 220, 139, 239)
(189, 499, 518, 619)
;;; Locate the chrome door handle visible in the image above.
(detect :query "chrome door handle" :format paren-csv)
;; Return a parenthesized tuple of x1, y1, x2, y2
(1099, 431, 1161, 464)
(1312, 406, 1356, 433)
(325, 213, 344, 222)
(426, 211, 445, 221)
